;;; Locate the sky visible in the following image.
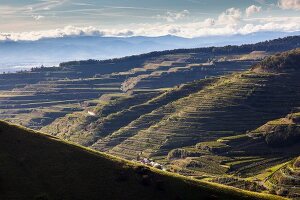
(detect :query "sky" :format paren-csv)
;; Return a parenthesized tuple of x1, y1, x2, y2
(0, 0, 299, 40)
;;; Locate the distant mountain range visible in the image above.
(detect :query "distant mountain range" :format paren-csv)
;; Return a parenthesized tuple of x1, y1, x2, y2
(0, 31, 299, 72)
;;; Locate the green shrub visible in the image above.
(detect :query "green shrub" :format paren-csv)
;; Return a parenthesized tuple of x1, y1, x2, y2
(264, 125, 300, 147)
(167, 149, 187, 160)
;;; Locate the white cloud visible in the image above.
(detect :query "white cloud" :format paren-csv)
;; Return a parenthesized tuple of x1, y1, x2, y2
(71, 2, 93, 6)
(156, 10, 190, 22)
(239, 21, 300, 34)
(203, 18, 215, 26)
(217, 8, 242, 25)
(245, 5, 262, 17)
(0, 7, 300, 41)
(26, 0, 67, 12)
(0, 1, 67, 18)
(1, 16, 299, 41)
(0, 26, 104, 41)
(278, 0, 300, 10)
(32, 15, 45, 20)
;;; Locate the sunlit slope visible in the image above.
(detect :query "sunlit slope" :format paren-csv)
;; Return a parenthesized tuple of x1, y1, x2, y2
(42, 78, 215, 146)
(186, 111, 300, 178)
(266, 156, 300, 198)
(0, 121, 283, 200)
(40, 91, 163, 145)
(97, 49, 300, 159)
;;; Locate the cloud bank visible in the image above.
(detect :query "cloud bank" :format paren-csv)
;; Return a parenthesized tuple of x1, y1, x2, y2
(246, 5, 262, 17)
(278, 0, 300, 10)
(217, 8, 242, 25)
(0, 5, 299, 41)
(156, 10, 190, 22)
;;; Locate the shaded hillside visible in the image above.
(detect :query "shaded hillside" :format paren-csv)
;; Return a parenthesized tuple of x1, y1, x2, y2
(250, 112, 300, 147)
(0, 121, 282, 200)
(252, 48, 300, 73)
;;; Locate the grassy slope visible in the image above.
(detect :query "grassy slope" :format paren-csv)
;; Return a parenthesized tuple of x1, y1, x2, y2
(40, 49, 300, 163)
(165, 112, 300, 196)
(264, 157, 300, 198)
(0, 121, 284, 200)
(42, 78, 215, 147)
(100, 49, 300, 160)
(104, 72, 300, 159)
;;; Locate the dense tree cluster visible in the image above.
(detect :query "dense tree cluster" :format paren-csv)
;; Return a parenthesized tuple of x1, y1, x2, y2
(252, 48, 300, 72)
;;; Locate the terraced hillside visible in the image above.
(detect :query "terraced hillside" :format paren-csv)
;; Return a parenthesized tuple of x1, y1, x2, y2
(38, 48, 300, 200)
(265, 157, 300, 198)
(0, 52, 248, 130)
(42, 78, 216, 146)
(0, 121, 283, 200)
(1, 36, 300, 130)
(157, 111, 300, 198)
(88, 49, 300, 161)
(43, 49, 300, 199)
(176, 111, 300, 176)
(256, 113, 300, 198)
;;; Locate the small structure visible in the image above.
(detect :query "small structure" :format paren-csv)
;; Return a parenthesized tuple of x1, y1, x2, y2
(135, 153, 165, 171)
(88, 111, 96, 116)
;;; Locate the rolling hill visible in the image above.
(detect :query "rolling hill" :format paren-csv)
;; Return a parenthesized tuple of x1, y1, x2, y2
(0, 120, 282, 200)
(41, 47, 300, 199)
(1, 36, 300, 199)
(1, 36, 298, 131)
(43, 48, 300, 158)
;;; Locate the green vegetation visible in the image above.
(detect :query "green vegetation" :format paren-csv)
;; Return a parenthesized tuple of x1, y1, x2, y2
(252, 48, 300, 73)
(264, 157, 300, 198)
(165, 111, 300, 197)
(101, 66, 300, 159)
(251, 112, 300, 147)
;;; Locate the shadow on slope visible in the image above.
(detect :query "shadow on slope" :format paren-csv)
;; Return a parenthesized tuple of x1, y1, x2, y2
(0, 121, 283, 200)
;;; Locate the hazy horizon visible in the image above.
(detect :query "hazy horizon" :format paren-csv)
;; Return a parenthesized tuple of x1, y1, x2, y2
(0, 0, 299, 72)
(0, 0, 299, 41)
(0, 31, 298, 73)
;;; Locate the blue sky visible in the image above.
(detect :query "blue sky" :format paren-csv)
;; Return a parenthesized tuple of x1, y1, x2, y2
(0, 0, 299, 40)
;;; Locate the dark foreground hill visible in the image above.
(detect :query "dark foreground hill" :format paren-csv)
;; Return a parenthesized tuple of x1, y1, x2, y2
(0, 121, 282, 200)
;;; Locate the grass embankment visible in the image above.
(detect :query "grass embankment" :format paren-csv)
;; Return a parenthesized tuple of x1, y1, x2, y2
(0, 121, 285, 200)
